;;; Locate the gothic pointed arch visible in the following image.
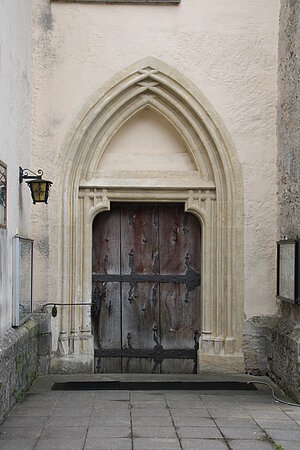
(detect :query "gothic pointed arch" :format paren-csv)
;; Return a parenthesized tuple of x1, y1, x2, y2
(51, 58, 244, 374)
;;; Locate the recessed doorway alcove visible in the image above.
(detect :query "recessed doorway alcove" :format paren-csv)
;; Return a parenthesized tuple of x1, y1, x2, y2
(50, 58, 244, 375)
(92, 202, 201, 374)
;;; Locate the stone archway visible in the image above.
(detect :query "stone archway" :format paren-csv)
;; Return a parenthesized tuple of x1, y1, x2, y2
(50, 57, 244, 374)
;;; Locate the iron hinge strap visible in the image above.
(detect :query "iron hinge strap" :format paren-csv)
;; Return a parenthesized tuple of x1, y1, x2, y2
(92, 273, 200, 286)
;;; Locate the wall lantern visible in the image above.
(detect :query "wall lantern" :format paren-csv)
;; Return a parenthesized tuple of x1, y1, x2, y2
(19, 167, 52, 204)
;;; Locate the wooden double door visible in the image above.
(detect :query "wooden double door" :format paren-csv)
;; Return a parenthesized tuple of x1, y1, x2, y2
(92, 203, 201, 373)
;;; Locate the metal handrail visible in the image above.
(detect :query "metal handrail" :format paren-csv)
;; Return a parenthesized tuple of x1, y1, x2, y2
(41, 302, 92, 317)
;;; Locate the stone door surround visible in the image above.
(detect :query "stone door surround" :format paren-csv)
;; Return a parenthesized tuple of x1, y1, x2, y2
(50, 58, 244, 374)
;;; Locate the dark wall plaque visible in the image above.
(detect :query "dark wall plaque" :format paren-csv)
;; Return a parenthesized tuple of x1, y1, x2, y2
(277, 240, 300, 304)
(0, 161, 7, 229)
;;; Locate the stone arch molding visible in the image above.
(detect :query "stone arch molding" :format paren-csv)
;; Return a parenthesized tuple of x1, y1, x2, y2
(51, 57, 244, 374)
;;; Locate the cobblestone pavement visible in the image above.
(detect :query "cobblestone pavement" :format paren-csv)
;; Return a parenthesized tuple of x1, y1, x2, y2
(0, 375, 300, 450)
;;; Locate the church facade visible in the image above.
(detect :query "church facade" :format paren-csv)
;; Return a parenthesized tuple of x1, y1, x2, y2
(31, 0, 279, 374)
(0, 0, 299, 417)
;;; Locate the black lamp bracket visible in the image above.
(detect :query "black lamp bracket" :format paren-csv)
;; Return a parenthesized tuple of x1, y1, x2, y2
(19, 167, 44, 183)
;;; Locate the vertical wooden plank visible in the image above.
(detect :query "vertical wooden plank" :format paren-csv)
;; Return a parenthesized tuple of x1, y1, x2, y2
(121, 204, 160, 373)
(159, 204, 201, 373)
(92, 207, 121, 373)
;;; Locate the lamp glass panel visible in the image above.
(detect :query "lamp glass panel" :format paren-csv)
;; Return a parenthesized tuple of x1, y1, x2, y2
(31, 181, 46, 203)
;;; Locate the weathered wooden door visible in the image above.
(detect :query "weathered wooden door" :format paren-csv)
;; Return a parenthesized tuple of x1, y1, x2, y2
(92, 203, 201, 374)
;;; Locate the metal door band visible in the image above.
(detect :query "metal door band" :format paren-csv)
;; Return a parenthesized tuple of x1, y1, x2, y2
(92, 250, 201, 304)
(92, 248, 201, 372)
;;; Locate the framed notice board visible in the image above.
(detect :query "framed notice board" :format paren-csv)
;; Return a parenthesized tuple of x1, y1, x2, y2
(0, 161, 7, 228)
(277, 240, 300, 304)
(13, 236, 34, 326)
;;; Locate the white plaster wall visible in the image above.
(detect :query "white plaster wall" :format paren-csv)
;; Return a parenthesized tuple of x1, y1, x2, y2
(32, 0, 280, 318)
(0, 0, 32, 331)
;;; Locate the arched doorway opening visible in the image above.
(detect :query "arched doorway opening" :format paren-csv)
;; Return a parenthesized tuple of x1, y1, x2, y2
(92, 203, 201, 374)
(50, 58, 244, 374)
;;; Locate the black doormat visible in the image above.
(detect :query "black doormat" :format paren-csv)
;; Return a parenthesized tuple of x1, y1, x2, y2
(51, 381, 257, 391)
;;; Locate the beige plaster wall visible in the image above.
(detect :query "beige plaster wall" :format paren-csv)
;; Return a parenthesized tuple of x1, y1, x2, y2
(0, 0, 32, 331)
(99, 109, 196, 172)
(32, 0, 280, 318)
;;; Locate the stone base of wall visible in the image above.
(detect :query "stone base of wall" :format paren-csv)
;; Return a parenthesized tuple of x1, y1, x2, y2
(269, 304, 300, 402)
(243, 309, 300, 402)
(49, 354, 94, 374)
(243, 316, 275, 375)
(198, 352, 245, 374)
(0, 313, 51, 423)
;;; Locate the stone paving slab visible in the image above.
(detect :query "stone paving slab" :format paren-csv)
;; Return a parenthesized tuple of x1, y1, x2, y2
(1, 416, 48, 428)
(12, 397, 57, 408)
(275, 441, 300, 450)
(249, 409, 290, 419)
(201, 395, 242, 404)
(40, 425, 87, 439)
(132, 415, 173, 426)
(0, 439, 39, 450)
(58, 393, 94, 400)
(35, 438, 86, 450)
(214, 417, 258, 428)
(132, 426, 177, 438)
(130, 392, 165, 400)
(176, 426, 223, 439)
(206, 407, 251, 418)
(285, 411, 300, 421)
(47, 415, 90, 427)
(166, 400, 205, 409)
(92, 407, 129, 414)
(92, 400, 129, 408)
(52, 406, 93, 416)
(10, 405, 54, 417)
(93, 392, 129, 400)
(228, 440, 274, 449)
(131, 401, 166, 408)
(87, 426, 131, 438)
(181, 439, 230, 450)
(220, 427, 267, 440)
(133, 437, 181, 449)
(164, 393, 202, 400)
(56, 400, 93, 408)
(0, 427, 42, 439)
(254, 418, 300, 430)
(278, 405, 300, 413)
(172, 416, 216, 427)
(89, 416, 130, 427)
(170, 408, 211, 417)
(131, 392, 165, 397)
(85, 438, 132, 449)
(0, 374, 300, 450)
(264, 428, 300, 441)
(242, 403, 281, 411)
(131, 407, 170, 416)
